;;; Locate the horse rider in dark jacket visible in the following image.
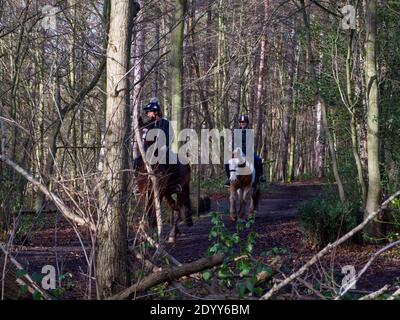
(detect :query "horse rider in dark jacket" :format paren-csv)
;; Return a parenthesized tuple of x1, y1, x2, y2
(224, 115, 266, 186)
(133, 97, 181, 194)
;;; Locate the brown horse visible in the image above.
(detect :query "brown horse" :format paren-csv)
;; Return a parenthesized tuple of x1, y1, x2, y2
(134, 120, 193, 243)
(228, 147, 260, 221)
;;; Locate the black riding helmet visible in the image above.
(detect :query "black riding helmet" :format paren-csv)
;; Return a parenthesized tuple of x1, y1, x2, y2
(144, 97, 161, 113)
(238, 115, 249, 123)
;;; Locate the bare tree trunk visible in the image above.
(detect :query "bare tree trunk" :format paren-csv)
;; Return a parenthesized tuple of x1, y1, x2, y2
(96, 0, 137, 298)
(287, 41, 300, 182)
(334, 26, 367, 203)
(152, 12, 161, 97)
(364, 0, 382, 238)
(254, 0, 269, 152)
(314, 99, 323, 177)
(300, 0, 345, 201)
(171, 0, 187, 152)
(133, 0, 145, 113)
(346, 30, 367, 204)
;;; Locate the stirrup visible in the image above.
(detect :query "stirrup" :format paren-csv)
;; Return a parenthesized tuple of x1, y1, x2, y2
(224, 179, 230, 187)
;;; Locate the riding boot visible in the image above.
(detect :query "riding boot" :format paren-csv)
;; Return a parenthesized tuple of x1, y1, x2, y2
(164, 152, 181, 194)
(257, 164, 266, 183)
(255, 156, 266, 183)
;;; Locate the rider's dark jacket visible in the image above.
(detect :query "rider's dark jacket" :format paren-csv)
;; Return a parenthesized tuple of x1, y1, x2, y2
(232, 128, 251, 155)
(143, 117, 173, 153)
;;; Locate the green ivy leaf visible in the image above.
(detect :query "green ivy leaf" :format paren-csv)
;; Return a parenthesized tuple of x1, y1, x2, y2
(32, 291, 43, 300)
(238, 259, 251, 277)
(209, 230, 218, 238)
(231, 233, 240, 244)
(253, 287, 263, 296)
(202, 271, 212, 281)
(237, 282, 246, 298)
(245, 279, 255, 293)
(18, 284, 28, 295)
(32, 272, 43, 283)
(246, 242, 253, 253)
(208, 243, 220, 254)
(224, 239, 233, 248)
(15, 269, 27, 279)
(217, 265, 233, 279)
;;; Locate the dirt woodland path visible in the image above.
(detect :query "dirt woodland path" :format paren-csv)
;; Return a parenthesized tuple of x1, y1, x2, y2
(7, 181, 400, 299)
(168, 182, 324, 262)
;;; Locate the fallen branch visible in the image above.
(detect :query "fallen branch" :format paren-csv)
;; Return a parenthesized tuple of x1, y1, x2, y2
(0, 243, 51, 300)
(108, 253, 224, 300)
(387, 287, 400, 300)
(359, 285, 390, 300)
(0, 154, 95, 231)
(260, 190, 400, 300)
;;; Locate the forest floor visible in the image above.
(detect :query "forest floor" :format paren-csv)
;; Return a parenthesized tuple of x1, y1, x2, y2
(167, 180, 400, 299)
(6, 180, 400, 299)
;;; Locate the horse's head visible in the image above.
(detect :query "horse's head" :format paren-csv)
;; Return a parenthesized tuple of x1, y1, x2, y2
(229, 147, 254, 181)
(232, 147, 245, 160)
(229, 148, 242, 182)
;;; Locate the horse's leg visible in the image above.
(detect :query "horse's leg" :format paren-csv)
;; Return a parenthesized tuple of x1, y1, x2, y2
(178, 183, 193, 227)
(238, 188, 246, 219)
(229, 186, 238, 221)
(145, 190, 157, 228)
(248, 187, 255, 219)
(165, 194, 179, 244)
(252, 183, 260, 211)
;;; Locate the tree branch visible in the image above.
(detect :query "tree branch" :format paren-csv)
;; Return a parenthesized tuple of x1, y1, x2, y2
(0, 243, 52, 300)
(108, 253, 224, 300)
(310, 0, 342, 18)
(0, 154, 95, 230)
(61, 57, 106, 115)
(359, 285, 390, 300)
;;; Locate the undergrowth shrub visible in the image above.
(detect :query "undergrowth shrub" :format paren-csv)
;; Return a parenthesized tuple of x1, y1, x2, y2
(298, 195, 362, 248)
(386, 198, 400, 242)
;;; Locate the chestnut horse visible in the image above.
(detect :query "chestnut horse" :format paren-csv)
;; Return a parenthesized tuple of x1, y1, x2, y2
(228, 147, 260, 221)
(134, 121, 193, 243)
